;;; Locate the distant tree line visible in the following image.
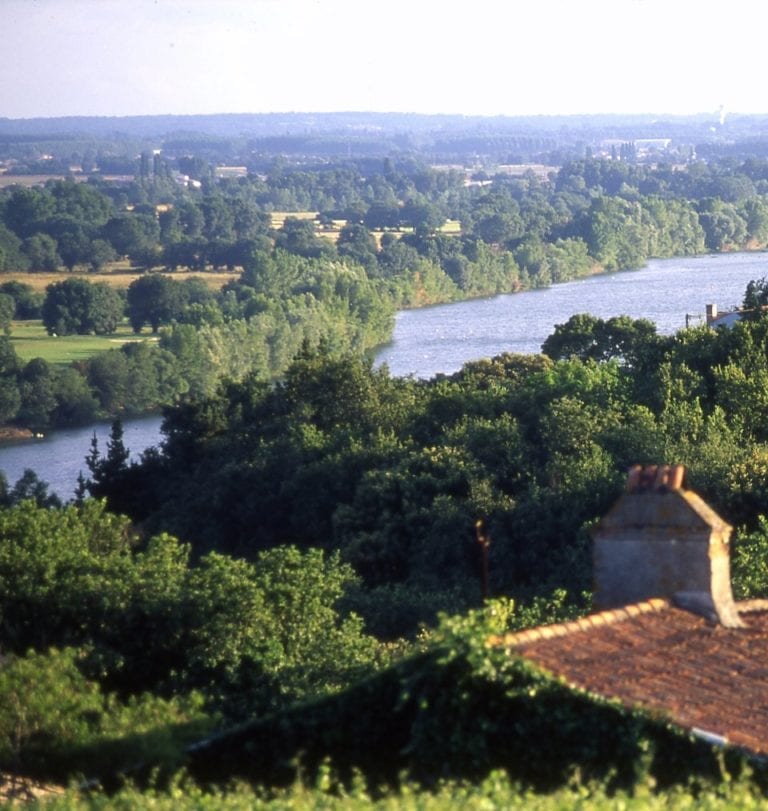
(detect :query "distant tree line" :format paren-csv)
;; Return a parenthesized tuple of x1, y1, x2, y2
(2, 156, 768, 283)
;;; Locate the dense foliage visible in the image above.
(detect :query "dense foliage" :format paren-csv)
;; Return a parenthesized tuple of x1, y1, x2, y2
(82, 306, 768, 639)
(6, 309, 768, 803)
(0, 500, 383, 719)
(7, 137, 768, 804)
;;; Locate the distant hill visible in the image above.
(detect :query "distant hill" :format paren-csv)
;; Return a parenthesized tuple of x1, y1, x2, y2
(0, 111, 740, 140)
(4, 111, 768, 167)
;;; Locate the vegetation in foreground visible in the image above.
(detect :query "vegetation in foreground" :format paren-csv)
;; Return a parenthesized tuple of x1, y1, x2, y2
(6, 296, 768, 804)
(16, 769, 768, 810)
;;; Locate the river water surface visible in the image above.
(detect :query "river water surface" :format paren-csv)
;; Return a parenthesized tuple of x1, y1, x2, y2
(2, 251, 767, 498)
(0, 413, 164, 501)
(375, 252, 768, 378)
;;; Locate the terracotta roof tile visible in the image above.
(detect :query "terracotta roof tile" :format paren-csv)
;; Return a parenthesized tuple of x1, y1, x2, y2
(488, 603, 768, 756)
(485, 599, 671, 650)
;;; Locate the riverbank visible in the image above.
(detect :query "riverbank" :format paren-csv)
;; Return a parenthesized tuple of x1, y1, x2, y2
(0, 427, 34, 445)
(1, 246, 762, 439)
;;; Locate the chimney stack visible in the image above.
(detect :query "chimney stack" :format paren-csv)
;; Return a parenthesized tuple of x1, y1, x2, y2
(591, 465, 744, 628)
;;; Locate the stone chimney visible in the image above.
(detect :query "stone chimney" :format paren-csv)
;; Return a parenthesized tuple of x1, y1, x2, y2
(706, 303, 718, 327)
(591, 464, 744, 628)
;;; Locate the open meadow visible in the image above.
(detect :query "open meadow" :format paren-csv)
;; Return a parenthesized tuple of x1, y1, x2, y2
(269, 211, 462, 245)
(10, 320, 157, 365)
(1, 266, 240, 293)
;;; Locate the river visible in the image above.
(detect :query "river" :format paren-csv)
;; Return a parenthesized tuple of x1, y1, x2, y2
(0, 414, 165, 502)
(1, 251, 766, 499)
(375, 251, 768, 378)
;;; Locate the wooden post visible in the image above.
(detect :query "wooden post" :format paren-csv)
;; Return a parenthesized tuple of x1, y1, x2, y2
(475, 519, 490, 603)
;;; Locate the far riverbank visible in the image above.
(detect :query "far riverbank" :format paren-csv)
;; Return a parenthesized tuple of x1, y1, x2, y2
(3, 250, 768, 497)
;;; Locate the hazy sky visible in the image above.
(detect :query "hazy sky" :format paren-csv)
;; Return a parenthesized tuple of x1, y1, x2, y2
(3, 0, 767, 119)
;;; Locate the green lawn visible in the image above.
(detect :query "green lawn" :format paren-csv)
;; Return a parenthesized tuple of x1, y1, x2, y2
(10, 320, 158, 365)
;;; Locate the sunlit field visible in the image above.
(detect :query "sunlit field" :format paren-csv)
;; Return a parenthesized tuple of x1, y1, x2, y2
(1, 267, 239, 293)
(10, 320, 157, 365)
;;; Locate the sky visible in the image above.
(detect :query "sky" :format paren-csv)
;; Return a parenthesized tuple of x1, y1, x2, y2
(3, 0, 768, 120)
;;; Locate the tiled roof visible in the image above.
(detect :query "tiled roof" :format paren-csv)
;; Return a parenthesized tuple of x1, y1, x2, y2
(489, 601, 768, 756)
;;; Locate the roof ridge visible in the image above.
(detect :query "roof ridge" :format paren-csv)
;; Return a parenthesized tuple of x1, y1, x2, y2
(486, 597, 671, 649)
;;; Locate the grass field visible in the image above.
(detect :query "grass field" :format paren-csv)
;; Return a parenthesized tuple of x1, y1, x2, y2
(270, 211, 463, 243)
(269, 210, 319, 229)
(1, 267, 240, 293)
(10, 321, 157, 365)
(440, 219, 462, 234)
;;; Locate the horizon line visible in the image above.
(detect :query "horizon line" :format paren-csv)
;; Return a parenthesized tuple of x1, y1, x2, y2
(1, 109, 762, 123)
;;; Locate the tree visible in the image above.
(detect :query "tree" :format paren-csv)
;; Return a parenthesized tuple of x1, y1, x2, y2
(1, 187, 54, 238)
(472, 210, 523, 245)
(6, 469, 61, 508)
(102, 213, 159, 258)
(0, 337, 20, 423)
(121, 341, 185, 412)
(742, 277, 768, 317)
(22, 233, 61, 271)
(232, 200, 270, 240)
(85, 419, 130, 503)
(48, 179, 113, 227)
(0, 224, 28, 272)
(275, 217, 336, 259)
(364, 202, 401, 230)
(17, 358, 57, 430)
(542, 313, 658, 368)
(50, 367, 99, 426)
(400, 196, 445, 230)
(0, 293, 14, 335)
(377, 236, 420, 276)
(698, 198, 747, 251)
(0, 281, 43, 319)
(85, 239, 117, 273)
(126, 274, 186, 333)
(87, 349, 131, 412)
(337, 223, 379, 273)
(201, 195, 236, 242)
(42, 278, 124, 336)
(578, 196, 648, 271)
(49, 221, 92, 271)
(740, 197, 768, 245)
(162, 238, 208, 271)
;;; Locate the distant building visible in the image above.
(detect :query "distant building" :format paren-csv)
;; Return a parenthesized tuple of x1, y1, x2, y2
(705, 302, 749, 328)
(173, 173, 202, 189)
